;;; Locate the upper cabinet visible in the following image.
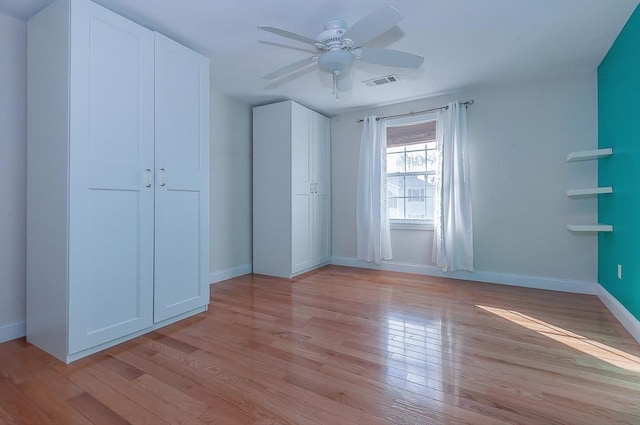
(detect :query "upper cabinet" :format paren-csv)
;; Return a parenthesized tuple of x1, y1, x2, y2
(27, 0, 210, 363)
(253, 101, 331, 278)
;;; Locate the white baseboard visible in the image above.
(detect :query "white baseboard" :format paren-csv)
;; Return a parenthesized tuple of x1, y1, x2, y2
(0, 320, 26, 343)
(330, 257, 597, 294)
(210, 264, 253, 284)
(596, 284, 640, 344)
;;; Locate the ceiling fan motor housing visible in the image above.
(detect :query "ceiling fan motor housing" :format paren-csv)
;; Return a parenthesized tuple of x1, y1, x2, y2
(318, 19, 348, 47)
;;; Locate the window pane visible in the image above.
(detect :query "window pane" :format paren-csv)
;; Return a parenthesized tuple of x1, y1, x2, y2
(426, 149, 437, 171)
(404, 175, 425, 198)
(426, 183, 435, 197)
(405, 143, 426, 152)
(388, 196, 404, 219)
(387, 176, 405, 197)
(406, 150, 426, 172)
(387, 152, 405, 174)
(405, 197, 426, 219)
(387, 145, 404, 153)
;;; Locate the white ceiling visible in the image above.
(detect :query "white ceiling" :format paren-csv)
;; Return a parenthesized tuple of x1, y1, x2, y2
(1, 0, 638, 115)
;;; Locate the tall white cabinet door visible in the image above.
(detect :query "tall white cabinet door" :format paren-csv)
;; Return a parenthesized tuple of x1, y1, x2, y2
(313, 113, 331, 265)
(67, 0, 155, 353)
(291, 106, 314, 274)
(154, 33, 211, 322)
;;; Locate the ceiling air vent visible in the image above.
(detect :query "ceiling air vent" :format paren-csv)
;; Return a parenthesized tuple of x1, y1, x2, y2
(363, 74, 399, 87)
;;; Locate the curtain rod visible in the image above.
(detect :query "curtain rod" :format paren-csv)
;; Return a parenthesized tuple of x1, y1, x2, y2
(356, 100, 474, 123)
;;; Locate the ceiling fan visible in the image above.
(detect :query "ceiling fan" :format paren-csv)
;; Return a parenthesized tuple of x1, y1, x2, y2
(258, 5, 424, 98)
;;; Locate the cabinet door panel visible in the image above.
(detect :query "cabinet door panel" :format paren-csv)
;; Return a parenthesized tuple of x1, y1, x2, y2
(85, 190, 146, 333)
(291, 107, 314, 273)
(154, 33, 210, 322)
(313, 114, 331, 264)
(68, 0, 155, 354)
(292, 192, 313, 273)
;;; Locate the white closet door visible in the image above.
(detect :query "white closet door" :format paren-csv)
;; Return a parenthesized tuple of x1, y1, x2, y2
(291, 106, 314, 274)
(154, 33, 210, 322)
(68, 0, 155, 353)
(313, 113, 331, 265)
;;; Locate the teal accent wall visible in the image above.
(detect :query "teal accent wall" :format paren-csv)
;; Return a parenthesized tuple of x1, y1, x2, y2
(598, 5, 640, 320)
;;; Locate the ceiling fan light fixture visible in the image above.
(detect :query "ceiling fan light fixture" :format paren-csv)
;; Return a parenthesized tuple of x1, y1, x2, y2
(318, 50, 355, 99)
(317, 49, 355, 74)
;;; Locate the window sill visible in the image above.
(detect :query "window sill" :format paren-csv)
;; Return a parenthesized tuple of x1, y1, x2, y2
(390, 221, 434, 231)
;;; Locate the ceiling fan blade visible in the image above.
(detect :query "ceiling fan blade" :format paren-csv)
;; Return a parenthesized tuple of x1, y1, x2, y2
(358, 47, 424, 68)
(342, 5, 403, 47)
(263, 56, 317, 80)
(258, 25, 319, 46)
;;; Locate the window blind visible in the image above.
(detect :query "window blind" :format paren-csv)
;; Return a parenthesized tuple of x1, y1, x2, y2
(386, 120, 436, 147)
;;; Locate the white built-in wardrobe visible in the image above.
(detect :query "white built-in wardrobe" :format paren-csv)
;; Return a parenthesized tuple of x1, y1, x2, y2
(26, 0, 210, 363)
(253, 101, 331, 278)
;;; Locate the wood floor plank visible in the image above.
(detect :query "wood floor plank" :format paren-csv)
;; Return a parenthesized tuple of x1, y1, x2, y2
(96, 354, 146, 381)
(134, 373, 209, 417)
(1, 265, 638, 424)
(68, 392, 129, 425)
(0, 375, 54, 424)
(69, 369, 170, 425)
(150, 350, 302, 424)
(112, 343, 197, 393)
(85, 361, 206, 425)
(33, 367, 85, 400)
(17, 378, 93, 425)
(0, 404, 19, 425)
(185, 382, 260, 424)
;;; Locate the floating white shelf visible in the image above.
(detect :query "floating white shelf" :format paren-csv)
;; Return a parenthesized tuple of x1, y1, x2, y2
(566, 186, 613, 197)
(566, 148, 612, 162)
(566, 148, 614, 233)
(567, 224, 613, 232)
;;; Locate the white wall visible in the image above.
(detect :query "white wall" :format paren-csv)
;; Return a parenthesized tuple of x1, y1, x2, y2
(0, 13, 27, 340)
(209, 90, 253, 282)
(331, 71, 599, 287)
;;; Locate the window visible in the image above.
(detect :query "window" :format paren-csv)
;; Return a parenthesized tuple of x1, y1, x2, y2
(385, 114, 437, 229)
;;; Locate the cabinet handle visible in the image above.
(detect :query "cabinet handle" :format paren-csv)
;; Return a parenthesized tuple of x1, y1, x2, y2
(310, 183, 314, 193)
(145, 169, 152, 187)
(314, 183, 318, 193)
(160, 168, 166, 187)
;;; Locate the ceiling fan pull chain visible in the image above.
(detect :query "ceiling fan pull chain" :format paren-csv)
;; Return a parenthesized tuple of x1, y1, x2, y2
(333, 70, 340, 99)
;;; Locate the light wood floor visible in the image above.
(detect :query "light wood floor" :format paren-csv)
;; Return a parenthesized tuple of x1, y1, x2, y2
(1, 266, 639, 424)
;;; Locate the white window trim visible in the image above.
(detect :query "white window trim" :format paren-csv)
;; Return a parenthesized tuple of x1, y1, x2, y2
(390, 219, 434, 231)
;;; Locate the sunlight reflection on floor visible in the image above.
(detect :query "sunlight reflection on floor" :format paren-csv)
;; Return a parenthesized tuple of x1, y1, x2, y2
(387, 315, 444, 389)
(477, 305, 640, 373)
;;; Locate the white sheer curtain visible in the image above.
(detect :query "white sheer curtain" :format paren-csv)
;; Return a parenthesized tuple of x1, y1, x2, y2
(432, 101, 474, 271)
(356, 116, 392, 264)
